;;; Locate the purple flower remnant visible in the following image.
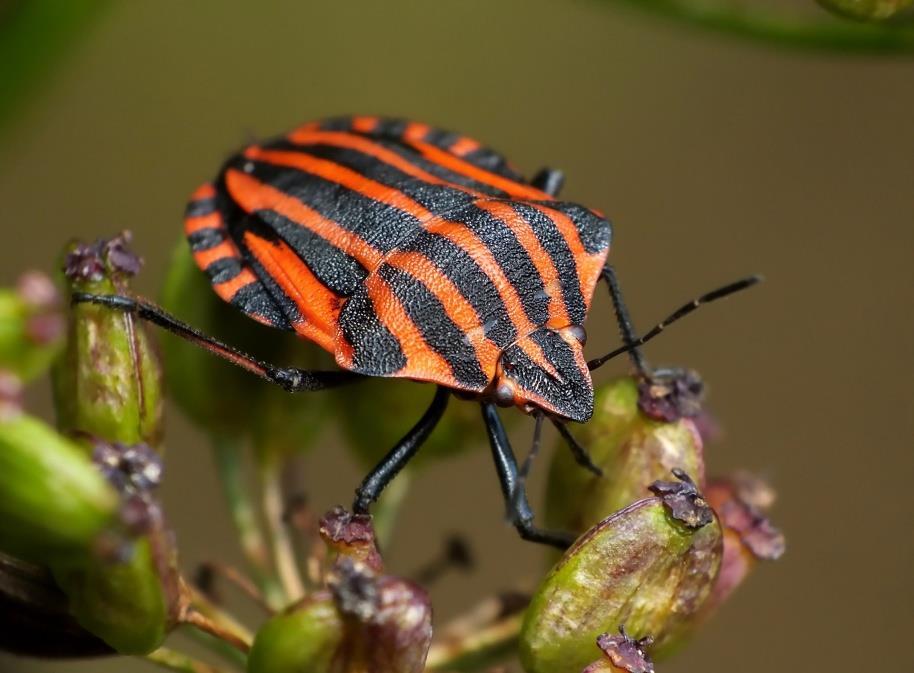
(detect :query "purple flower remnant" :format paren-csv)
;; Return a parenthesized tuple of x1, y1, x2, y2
(63, 232, 143, 283)
(320, 506, 384, 572)
(637, 368, 704, 422)
(648, 468, 714, 529)
(593, 627, 655, 673)
(92, 440, 163, 535)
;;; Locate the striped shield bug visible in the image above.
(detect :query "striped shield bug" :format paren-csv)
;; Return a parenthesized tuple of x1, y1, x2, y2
(74, 116, 757, 547)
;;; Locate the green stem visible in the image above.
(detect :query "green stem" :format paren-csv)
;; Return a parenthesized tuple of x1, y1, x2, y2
(605, 0, 914, 53)
(182, 627, 249, 671)
(425, 612, 523, 671)
(145, 647, 234, 673)
(259, 452, 306, 602)
(212, 436, 284, 610)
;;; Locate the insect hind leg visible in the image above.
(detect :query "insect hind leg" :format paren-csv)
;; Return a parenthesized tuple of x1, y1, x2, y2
(530, 167, 565, 197)
(70, 292, 360, 391)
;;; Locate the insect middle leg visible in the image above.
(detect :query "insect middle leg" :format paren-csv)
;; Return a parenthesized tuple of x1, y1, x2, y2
(481, 403, 575, 549)
(352, 386, 450, 514)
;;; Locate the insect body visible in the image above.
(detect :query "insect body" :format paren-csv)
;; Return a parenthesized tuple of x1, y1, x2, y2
(76, 116, 757, 548)
(185, 116, 609, 424)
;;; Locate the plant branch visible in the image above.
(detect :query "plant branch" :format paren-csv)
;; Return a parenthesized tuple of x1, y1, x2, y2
(212, 436, 284, 610)
(605, 0, 914, 53)
(259, 452, 306, 602)
(182, 586, 254, 654)
(145, 647, 234, 673)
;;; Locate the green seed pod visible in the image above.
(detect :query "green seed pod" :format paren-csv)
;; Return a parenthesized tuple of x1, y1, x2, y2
(817, 0, 913, 21)
(247, 593, 344, 673)
(658, 473, 785, 654)
(53, 234, 163, 449)
(52, 532, 179, 655)
(0, 272, 64, 383)
(160, 239, 331, 452)
(520, 471, 722, 673)
(546, 374, 705, 535)
(0, 413, 118, 564)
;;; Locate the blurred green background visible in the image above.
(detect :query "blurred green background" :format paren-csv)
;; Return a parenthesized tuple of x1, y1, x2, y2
(0, 1, 912, 671)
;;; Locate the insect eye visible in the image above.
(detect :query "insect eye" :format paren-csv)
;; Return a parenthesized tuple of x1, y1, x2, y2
(564, 325, 587, 345)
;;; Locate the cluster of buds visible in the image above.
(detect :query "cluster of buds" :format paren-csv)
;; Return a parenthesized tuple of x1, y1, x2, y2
(524, 370, 784, 671)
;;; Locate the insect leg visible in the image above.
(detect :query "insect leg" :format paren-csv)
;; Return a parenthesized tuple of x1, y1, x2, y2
(481, 403, 575, 549)
(530, 168, 565, 197)
(70, 292, 359, 391)
(352, 386, 450, 514)
(588, 269, 762, 371)
(551, 420, 603, 477)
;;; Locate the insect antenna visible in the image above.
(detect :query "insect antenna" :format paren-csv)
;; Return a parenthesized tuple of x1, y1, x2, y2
(588, 272, 762, 371)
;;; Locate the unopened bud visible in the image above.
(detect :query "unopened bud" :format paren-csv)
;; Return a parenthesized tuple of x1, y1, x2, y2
(582, 628, 655, 673)
(247, 593, 344, 673)
(53, 233, 163, 449)
(546, 376, 705, 534)
(817, 0, 913, 21)
(520, 474, 722, 672)
(0, 271, 64, 383)
(0, 414, 118, 563)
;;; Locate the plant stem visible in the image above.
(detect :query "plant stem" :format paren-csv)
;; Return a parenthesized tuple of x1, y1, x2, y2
(212, 435, 284, 610)
(182, 627, 249, 671)
(425, 606, 524, 671)
(605, 0, 914, 53)
(145, 647, 234, 673)
(183, 586, 254, 654)
(259, 452, 306, 602)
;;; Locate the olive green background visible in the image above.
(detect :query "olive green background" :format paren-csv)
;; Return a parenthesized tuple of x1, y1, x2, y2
(1, 1, 912, 671)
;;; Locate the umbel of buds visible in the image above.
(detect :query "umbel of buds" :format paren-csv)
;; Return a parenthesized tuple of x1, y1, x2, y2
(546, 375, 705, 535)
(520, 471, 722, 672)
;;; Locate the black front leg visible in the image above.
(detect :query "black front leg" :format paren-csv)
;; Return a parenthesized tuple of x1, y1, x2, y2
(353, 386, 450, 513)
(480, 403, 575, 549)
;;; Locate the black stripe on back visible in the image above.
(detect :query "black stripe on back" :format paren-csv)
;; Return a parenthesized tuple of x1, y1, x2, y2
(336, 288, 406, 376)
(529, 201, 611, 256)
(242, 156, 425, 254)
(402, 230, 516, 348)
(185, 197, 218, 218)
(377, 264, 488, 389)
(188, 227, 226, 252)
(453, 203, 550, 327)
(510, 203, 587, 325)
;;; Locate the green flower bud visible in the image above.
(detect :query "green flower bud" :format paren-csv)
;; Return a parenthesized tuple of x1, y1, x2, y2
(546, 375, 705, 535)
(0, 272, 64, 383)
(53, 234, 163, 449)
(817, 0, 913, 21)
(53, 531, 179, 655)
(520, 471, 722, 673)
(247, 593, 344, 673)
(582, 629, 655, 673)
(0, 413, 118, 563)
(160, 239, 331, 452)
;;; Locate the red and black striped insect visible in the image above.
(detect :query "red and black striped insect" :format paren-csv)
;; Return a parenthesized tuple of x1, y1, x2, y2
(76, 116, 756, 547)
